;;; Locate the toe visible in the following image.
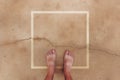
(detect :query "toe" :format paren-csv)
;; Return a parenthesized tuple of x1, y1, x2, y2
(49, 49, 54, 55)
(65, 50, 69, 55)
(51, 49, 56, 58)
(51, 49, 56, 53)
(69, 52, 72, 56)
(50, 51, 53, 55)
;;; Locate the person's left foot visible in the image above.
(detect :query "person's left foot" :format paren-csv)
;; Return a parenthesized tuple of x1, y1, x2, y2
(46, 49, 56, 74)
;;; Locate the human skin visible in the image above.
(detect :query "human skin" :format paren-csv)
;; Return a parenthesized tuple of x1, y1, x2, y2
(45, 49, 73, 80)
(0, 0, 120, 80)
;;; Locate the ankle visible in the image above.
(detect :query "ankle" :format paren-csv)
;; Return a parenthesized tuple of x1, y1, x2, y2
(48, 67, 55, 74)
(46, 71, 54, 80)
(65, 72, 72, 80)
(64, 69, 71, 76)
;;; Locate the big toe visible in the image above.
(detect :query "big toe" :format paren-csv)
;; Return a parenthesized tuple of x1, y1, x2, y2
(64, 50, 73, 57)
(47, 49, 56, 55)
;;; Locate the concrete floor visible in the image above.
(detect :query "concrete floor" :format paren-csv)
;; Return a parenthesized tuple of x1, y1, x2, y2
(0, 0, 120, 80)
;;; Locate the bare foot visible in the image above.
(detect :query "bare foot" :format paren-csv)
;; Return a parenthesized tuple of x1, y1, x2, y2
(46, 49, 56, 74)
(64, 50, 73, 73)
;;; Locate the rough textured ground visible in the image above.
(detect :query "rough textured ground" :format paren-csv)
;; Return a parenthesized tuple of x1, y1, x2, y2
(0, 0, 120, 80)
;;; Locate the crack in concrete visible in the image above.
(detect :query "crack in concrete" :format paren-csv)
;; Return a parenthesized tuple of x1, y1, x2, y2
(90, 47, 120, 57)
(0, 38, 31, 47)
(0, 37, 120, 57)
(34, 37, 86, 49)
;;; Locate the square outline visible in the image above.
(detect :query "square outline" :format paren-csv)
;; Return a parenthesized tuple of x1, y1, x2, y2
(31, 11, 89, 69)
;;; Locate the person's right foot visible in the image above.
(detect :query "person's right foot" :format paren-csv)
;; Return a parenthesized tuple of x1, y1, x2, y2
(64, 50, 73, 73)
(46, 49, 56, 74)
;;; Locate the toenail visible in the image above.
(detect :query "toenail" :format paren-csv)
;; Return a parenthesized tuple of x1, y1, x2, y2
(52, 50, 55, 53)
(52, 49, 55, 53)
(66, 50, 69, 54)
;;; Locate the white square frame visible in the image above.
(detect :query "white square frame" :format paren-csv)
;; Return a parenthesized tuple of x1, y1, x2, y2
(31, 11, 89, 69)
